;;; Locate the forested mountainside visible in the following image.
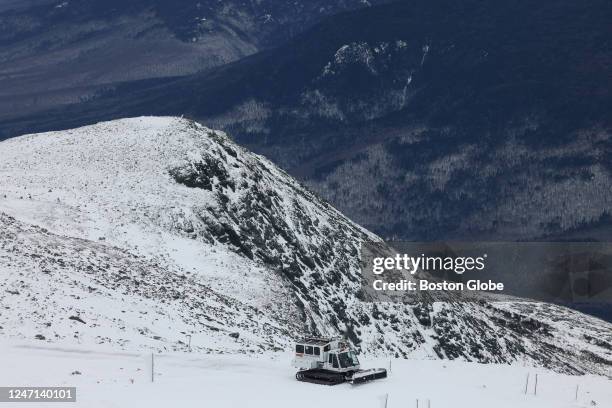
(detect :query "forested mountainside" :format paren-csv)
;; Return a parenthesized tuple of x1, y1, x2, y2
(2, 0, 610, 241)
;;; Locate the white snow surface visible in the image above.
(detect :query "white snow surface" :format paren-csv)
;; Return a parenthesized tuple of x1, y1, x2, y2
(1, 339, 611, 408)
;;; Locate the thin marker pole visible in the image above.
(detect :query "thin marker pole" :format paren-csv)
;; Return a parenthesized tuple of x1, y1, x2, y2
(575, 384, 579, 401)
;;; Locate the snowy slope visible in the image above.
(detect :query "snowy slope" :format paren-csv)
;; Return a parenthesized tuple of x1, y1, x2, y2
(0, 117, 611, 377)
(0, 213, 296, 353)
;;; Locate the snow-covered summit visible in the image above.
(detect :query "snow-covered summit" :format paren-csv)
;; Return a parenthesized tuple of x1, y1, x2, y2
(0, 116, 379, 351)
(0, 117, 610, 377)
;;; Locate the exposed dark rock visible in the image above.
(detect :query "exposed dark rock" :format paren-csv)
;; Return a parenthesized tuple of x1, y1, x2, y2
(69, 315, 86, 324)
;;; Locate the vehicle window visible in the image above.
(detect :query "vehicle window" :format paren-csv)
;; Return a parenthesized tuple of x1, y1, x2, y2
(296, 345, 304, 353)
(323, 344, 330, 352)
(338, 352, 357, 368)
(328, 354, 333, 364)
(349, 351, 360, 365)
(332, 354, 339, 369)
(305, 346, 313, 355)
(314, 347, 320, 356)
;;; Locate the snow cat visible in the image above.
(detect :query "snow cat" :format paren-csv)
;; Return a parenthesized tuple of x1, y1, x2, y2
(292, 337, 387, 385)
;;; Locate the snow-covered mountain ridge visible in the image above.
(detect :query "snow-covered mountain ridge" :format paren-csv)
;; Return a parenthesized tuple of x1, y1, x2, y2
(0, 117, 611, 377)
